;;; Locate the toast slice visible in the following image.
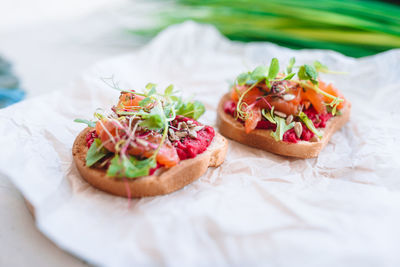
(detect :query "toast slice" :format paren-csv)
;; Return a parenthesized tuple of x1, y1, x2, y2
(217, 93, 351, 158)
(72, 127, 228, 198)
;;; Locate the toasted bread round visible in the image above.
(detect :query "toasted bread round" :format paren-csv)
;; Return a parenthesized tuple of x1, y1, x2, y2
(217, 93, 351, 158)
(72, 128, 228, 198)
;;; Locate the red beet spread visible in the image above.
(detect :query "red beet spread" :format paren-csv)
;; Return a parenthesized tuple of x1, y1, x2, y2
(85, 130, 98, 148)
(170, 116, 215, 160)
(224, 100, 332, 143)
(85, 115, 215, 171)
(149, 163, 162, 175)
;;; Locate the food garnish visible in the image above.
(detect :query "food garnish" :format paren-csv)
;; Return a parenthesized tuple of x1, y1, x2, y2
(225, 58, 348, 142)
(74, 83, 210, 179)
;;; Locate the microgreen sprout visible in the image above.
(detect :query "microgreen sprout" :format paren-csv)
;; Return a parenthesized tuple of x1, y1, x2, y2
(261, 107, 276, 124)
(235, 82, 258, 121)
(233, 57, 345, 120)
(234, 57, 282, 120)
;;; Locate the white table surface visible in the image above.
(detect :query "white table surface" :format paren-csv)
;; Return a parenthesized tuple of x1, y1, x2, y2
(0, 1, 147, 265)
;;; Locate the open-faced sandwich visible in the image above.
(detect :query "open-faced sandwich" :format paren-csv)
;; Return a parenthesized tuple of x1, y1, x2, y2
(217, 58, 350, 158)
(73, 83, 228, 198)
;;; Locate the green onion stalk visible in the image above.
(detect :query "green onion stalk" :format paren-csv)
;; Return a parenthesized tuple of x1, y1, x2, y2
(129, 0, 400, 57)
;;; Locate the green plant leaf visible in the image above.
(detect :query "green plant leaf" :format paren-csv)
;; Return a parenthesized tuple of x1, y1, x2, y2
(298, 65, 308, 80)
(94, 112, 104, 120)
(86, 138, 108, 167)
(170, 95, 179, 102)
(268, 58, 279, 80)
(305, 64, 318, 80)
(145, 82, 156, 91)
(191, 101, 206, 120)
(237, 72, 250, 85)
(270, 116, 295, 141)
(139, 97, 152, 107)
(164, 84, 174, 95)
(261, 108, 276, 124)
(74, 118, 96, 128)
(175, 99, 205, 120)
(137, 104, 166, 130)
(283, 72, 296, 80)
(250, 66, 268, 81)
(148, 87, 156, 96)
(298, 111, 323, 139)
(286, 57, 296, 74)
(107, 155, 156, 178)
(145, 83, 157, 96)
(298, 64, 319, 84)
(326, 105, 342, 116)
(313, 61, 329, 73)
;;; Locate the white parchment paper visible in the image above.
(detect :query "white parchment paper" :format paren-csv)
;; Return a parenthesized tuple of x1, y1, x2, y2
(1, 22, 400, 267)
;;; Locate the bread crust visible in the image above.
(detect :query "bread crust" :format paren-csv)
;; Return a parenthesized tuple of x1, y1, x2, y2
(217, 93, 350, 158)
(72, 128, 228, 198)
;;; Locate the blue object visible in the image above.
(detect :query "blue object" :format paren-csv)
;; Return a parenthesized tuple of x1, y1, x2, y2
(0, 88, 25, 107)
(0, 56, 24, 108)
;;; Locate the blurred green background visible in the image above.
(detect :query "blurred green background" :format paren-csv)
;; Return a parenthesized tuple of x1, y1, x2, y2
(132, 0, 400, 57)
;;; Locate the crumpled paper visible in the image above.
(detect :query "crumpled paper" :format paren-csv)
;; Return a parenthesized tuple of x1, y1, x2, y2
(1, 22, 400, 267)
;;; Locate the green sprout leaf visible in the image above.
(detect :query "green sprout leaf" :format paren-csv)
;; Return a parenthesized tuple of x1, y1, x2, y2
(286, 57, 296, 74)
(137, 103, 166, 130)
(305, 64, 318, 80)
(191, 101, 206, 120)
(139, 97, 152, 107)
(327, 97, 342, 115)
(283, 72, 296, 80)
(145, 83, 157, 96)
(175, 99, 205, 120)
(263, 107, 294, 141)
(298, 111, 323, 139)
(148, 87, 156, 96)
(164, 84, 174, 95)
(326, 105, 342, 116)
(331, 103, 337, 115)
(271, 116, 295, 141)
(298, 64, 319, 85)
(237, 72, 250, 85)
(268, 58, 279, 80)
(313, 61, 329, 73)
(107, 155, 157, 179)
(297, 65, 308, 80)
(250, 66, 268, 81)
(94, 112, 104, 120)
(261, 108, 276, 124)
(145, 82, 156, 91)
(86, 138, 108, 167)
(74, 118, 96, 128)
